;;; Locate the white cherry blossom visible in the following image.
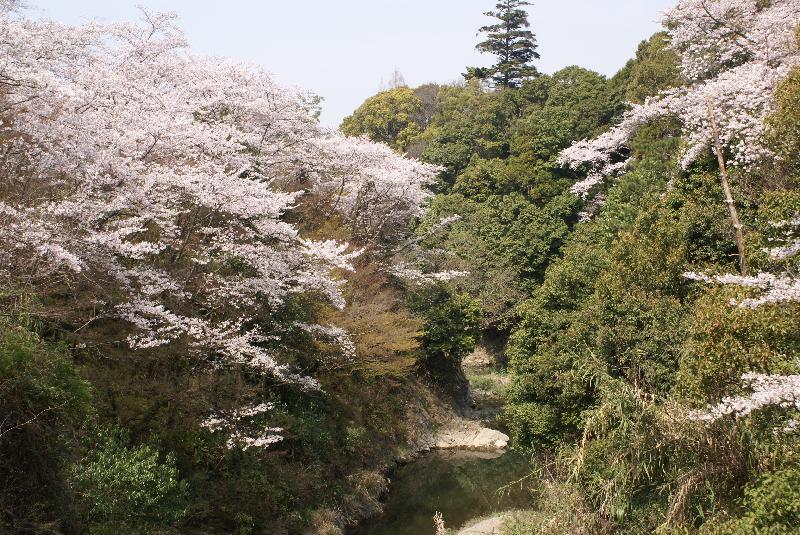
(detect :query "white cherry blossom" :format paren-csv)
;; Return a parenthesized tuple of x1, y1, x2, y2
(0, 3, 437, 447)
(690, 373, 800, 431)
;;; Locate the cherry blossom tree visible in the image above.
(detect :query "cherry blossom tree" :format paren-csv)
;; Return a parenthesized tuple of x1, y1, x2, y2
(561, 0, 800, 263)
(0, 3, 438, 446)
(684, 185, 800, 430)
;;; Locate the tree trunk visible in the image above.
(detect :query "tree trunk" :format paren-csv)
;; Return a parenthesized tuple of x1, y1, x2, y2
(707, 102, 747, 276)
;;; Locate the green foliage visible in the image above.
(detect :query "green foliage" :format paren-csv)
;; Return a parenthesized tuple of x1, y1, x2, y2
(713, 467, 800, 534)
(766, 66, 800, 186)
(0, 322, 93, 439)
(421, 190, 579, 331)
(71, 428, 187, 534)
(507, 67, 619, 198)
(340, 87, 424, 152)
(424, 66, 619, 196)
(410, 285, 480, 374)
(624, 32, 682, 104)
(0, 319, 93, 531)
(405, 284, 480, 404)
(505, 402, 559, 448)
(340, 19, 800, 535)
(495, 25, 800, 532)
(678, 289, 800, 404)
(500, 149, 752, 447)
(417, 65, 624, 333)
(421, 82, 516, 185)
(504, 166, 695, 449)
(423, 195, 529, 330)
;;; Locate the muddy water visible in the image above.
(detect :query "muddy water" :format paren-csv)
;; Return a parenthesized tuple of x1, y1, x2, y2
(351, 449, 533, 535)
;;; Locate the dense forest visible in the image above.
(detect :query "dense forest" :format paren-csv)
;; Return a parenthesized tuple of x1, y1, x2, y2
(2, 0, 800, 533)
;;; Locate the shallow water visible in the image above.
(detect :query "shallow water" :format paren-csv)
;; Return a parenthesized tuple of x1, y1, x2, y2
(351, 449, 534, 535)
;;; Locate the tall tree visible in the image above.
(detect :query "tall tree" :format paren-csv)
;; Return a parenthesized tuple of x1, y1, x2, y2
(473, 0, 540, 89)
(340, 86, 424, 152)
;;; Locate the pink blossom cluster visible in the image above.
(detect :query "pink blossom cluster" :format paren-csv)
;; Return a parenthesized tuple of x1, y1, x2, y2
(307, 134, 438, 241)
(767, 217, 800, 260)
(295, 322, 357, 359)
(563, 104, 667, 198)
(768, 241, 800, 261)
(201, 403, 284, 450)
(683, 216, 800, 308)
(577, 192, 608, 222)
(389, 264, 469, 285)
(383, 213, 468, 285)
(560, 0, 800, 200)
(684, 271, 800, 308)
(666, 0, 800, 81)
(431, 214, 463, 231)
(689, 373, 800, 428)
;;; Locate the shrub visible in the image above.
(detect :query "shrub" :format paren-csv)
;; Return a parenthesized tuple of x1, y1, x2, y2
(709, 466, 800, 534)
(0, 320, 93, 531)
(505, 402, 559, 448)
(678, 289, 800, 405)
(70, 428, 187, 534)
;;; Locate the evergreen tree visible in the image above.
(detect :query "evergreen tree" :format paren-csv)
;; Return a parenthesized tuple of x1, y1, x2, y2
(472, 0, 540, 89)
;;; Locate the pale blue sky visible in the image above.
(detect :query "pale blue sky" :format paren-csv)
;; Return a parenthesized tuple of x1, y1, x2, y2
(27, 1, 675, 126)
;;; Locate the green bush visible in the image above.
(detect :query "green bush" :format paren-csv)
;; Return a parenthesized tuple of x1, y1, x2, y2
(340, 87, 424, 152)
(409, 285, 480, 375)
(678, 290, 800, 404)
(71, 428, 187, 534)
(505, 402, 559, 448)
(710, 467, 800, 534)
(0, 321, 93, 531)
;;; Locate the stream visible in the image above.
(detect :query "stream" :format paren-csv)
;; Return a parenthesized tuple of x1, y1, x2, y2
(351, 449, 533, 535)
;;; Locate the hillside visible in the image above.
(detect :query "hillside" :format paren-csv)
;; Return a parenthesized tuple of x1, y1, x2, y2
(2, 1, 800, 534)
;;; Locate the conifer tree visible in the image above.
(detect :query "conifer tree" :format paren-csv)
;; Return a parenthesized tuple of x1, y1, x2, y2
(473, 0, 540, 88)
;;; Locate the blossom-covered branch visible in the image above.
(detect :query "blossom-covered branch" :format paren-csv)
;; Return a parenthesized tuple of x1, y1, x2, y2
(690, 373, 800, 432)
(684, 271, 800, 308)
(560, 0, 800, 199)
(684, 215, 800, 307)
(201, 403, 284, 450)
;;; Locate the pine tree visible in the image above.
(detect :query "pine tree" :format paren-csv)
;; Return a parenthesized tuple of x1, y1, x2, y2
(473, 0, 540, 89)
